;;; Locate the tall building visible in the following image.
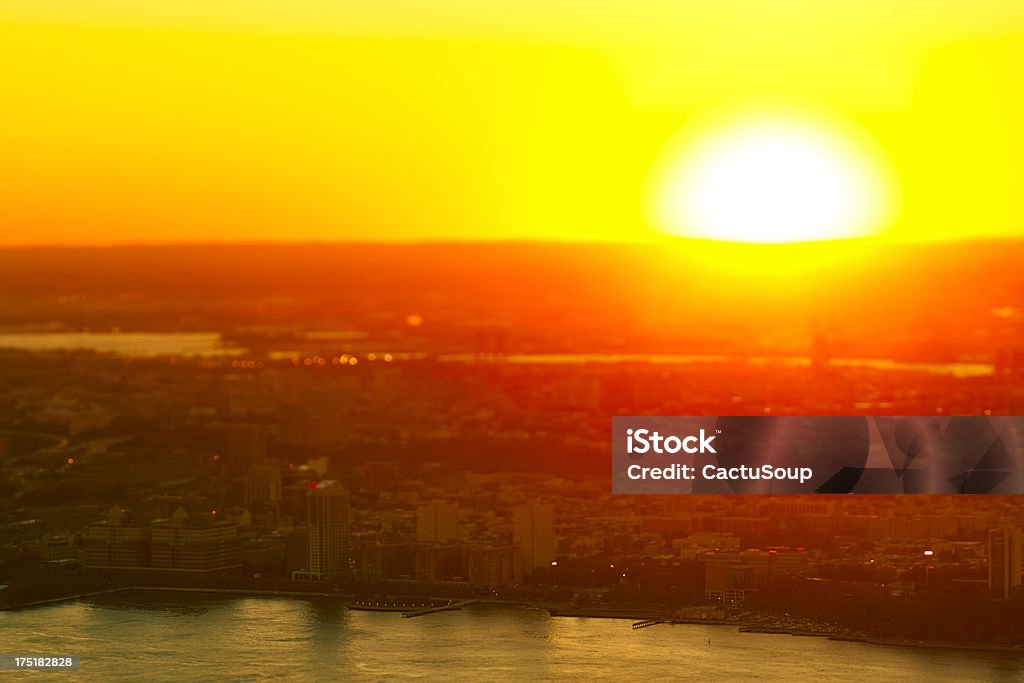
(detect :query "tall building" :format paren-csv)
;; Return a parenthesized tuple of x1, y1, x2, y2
(150, 507, 242, 572)
(988, 528, 1022, 600)
(300, 480, 350, 581)
(244, 462, 282, 507)
(468, 543, 522, 587)
(513, 502, 555, 572)
(416, 500, 459, 543)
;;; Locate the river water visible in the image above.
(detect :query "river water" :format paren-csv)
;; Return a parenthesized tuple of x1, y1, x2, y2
(2, 593, 1022, 681)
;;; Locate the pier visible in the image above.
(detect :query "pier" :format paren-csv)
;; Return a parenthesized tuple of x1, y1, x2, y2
(403, 599, 478, 618)
(632, 619, 669, 630)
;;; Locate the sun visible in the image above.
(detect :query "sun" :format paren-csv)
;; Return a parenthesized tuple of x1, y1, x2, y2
(652, 114, 891, 243)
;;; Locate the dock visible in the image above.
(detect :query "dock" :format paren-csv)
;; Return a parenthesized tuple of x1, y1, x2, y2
(402, 599, 478, 618)
(632, 619, 669, 630)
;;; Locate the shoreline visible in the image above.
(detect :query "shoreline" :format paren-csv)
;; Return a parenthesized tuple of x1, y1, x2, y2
(4, 586, 1024, 654)
(0, 585, 350, 611)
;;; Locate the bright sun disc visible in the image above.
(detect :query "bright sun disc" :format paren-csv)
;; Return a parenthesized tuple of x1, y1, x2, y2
(653, 116, 891, 243)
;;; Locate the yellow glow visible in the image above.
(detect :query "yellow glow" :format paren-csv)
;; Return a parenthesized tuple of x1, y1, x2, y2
(653, 115, 892, 243)
(0, 2, 1022, 245)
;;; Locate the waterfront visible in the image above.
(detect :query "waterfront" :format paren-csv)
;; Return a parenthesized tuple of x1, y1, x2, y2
(0, 332, 237, 357)
(3, 594, 1024, 681)
(0, 332, 995, 377)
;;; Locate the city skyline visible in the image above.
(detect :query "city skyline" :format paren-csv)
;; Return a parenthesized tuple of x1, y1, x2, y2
(2, 1, 1023, 678)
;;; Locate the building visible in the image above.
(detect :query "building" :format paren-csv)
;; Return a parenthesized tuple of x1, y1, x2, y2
(988, 527, 1022, 600)
(766, 547, 807, 575)
(704, 553, 772, 606)
(468, 543, 522, 587)
(152, 495, 185, 520)
(82, 505, 151, 568)
(414, 542, 468, 582)
(150, 507, 241, 572)
(705, 516, 773, 537)
(223, 506, 253, 528)
(38, 535, 77, 562)
(295, 480, 350, 581)
(416, 500, 459, 543)
(244, 462, 282, 507)
(673, 532, 740, 559)
(239, 538, 287, 576)
(513, 502, 555, 572)
(760, 498, 835, 518)
(355, 538, 416, 582)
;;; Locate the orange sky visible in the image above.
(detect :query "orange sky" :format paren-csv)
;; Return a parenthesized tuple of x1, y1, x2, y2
(1, 1, 1023, 245)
